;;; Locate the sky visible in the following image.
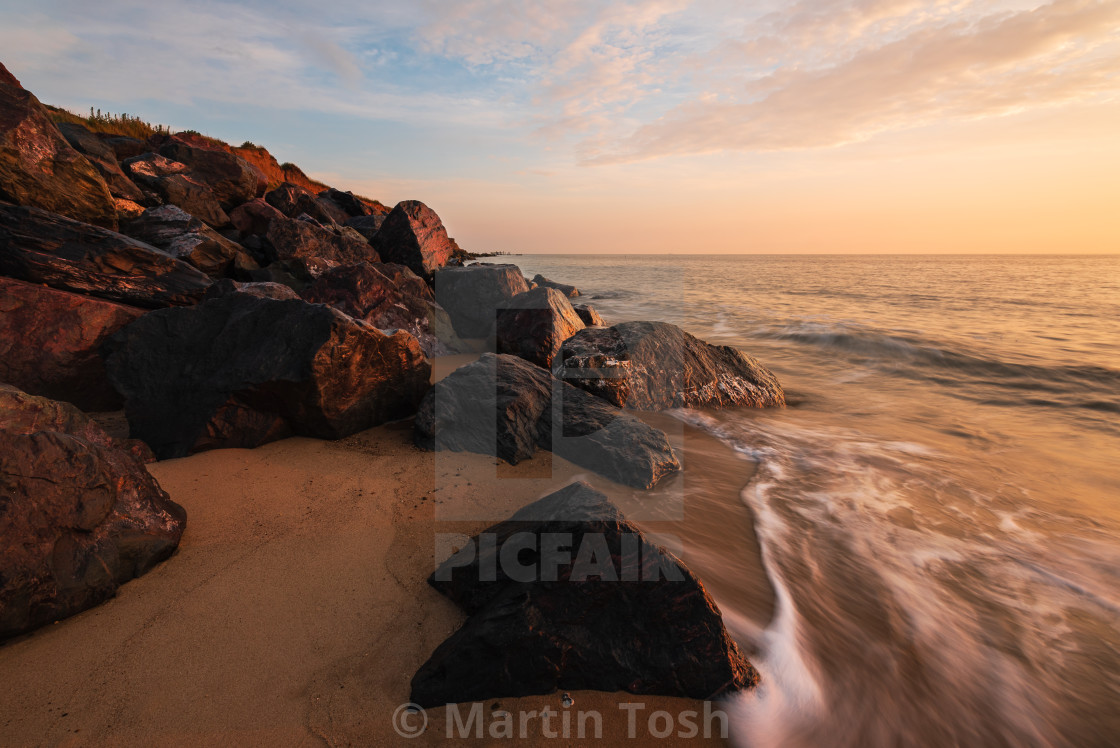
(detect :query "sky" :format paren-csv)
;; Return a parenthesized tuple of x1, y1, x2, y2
(2, 0, 1118, 254)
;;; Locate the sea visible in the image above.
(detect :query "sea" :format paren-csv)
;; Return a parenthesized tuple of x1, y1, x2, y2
(513, 254, 1120, 748)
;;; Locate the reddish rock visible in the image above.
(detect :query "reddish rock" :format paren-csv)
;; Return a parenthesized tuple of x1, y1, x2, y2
(532, 273, 580, 298)
(265, 182, 346, 226)
(121, 205, 257, 278)
(101, 135, 148, 161)
(102, 294, 431, 458)
(204, 278, 301, 301)
(229, 197, 283, 236)
(122, 152, 231, 228)
(371, 200, 455, 278)
(0, 277, 144, 411)
(56, 121, 145, 202)
(342, 214, 386, 243)
(496, 286, 585, 369)
(0, 63, 117, 229)
(0, 384, 186, 640)
(157, 136, 265, 208)
(573, 303, 605, 327)
(0, 203, 212, 308)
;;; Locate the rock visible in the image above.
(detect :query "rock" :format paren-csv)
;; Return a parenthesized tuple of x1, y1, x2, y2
(0, 277, 145, 410)
(102, 294, 431, 458)
(532, 273, 580, 298)
(121, 205, 257, 278)
(0, 64, 117, 229)
(302, 262, 455, 357)
(558, 321, 786, 409)
(113, 198, 146, 222)
(414, 354, 679, 488)
(433, 264, 530, 339)
(204, 278, 301, 301)
(342, 214, 385, 243)
(495, 286, 585, 368)
(55, 122, 145, 203)
(0, 384, 186, 640)
(411, 482, 757, 707)
(319, 188, 374, 218)
(0, 203, 213, 308)
(265, 182, 346, 226)
(122, 153, 230, 228)
(157, 136, 265, 209)
(101, 136, 148, 161)
(229, 197, 282, 236)
(371, 200, 455, 279)
(573, 303, 605, 327)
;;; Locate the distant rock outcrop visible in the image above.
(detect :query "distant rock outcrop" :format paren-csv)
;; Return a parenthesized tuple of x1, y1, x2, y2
(0, 203, 213, 308)
(414, 353, 679, 489)
(0, 384, 186, 640)
(434, 263, 530, 339)
(411, 481, 757, 707)
(102, 294, 431, 458)
(495, 286, 585, 368)
(558, 321, 786, 409)
(0, 63, 117, 229)
(371, 200, 455, 279)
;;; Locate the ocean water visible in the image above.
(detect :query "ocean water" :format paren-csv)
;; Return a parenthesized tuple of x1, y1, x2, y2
(514, 254, 1120, 748)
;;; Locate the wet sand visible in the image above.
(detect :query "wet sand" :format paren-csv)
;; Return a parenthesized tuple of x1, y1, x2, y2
(0, 403, 772, 746)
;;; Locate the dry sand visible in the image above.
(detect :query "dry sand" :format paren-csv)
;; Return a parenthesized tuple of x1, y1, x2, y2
(0, 390, 773, 746)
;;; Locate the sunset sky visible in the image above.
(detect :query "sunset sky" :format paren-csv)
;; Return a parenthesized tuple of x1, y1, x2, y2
(3, 0, 1117, 254)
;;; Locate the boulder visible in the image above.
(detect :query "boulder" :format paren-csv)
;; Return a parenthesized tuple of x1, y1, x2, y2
(121, 205, 257, 278)
(0, 384, 186, 640)
(573, 303, 605, 327)
(0, 277, 144, 411)
(496, 286, 585, 369)
(0, 203, 212, 308)
(157, 137, 265, 209)
(56, 122, 145, 203)
(318, 188, 373, 218)
(113, 198, 145, 222)
(532, 273, 580, 298)
(264, 182, 346, 226)
(411, 482, 757, 707)
(342, 214, 385, 243)
(203, 278, 301, 301)
(229, 197, 282, 236)
(101, 136, 148, 161)
(0, 64, 117, 229)
(122, 153, 230, 228)
(414, 354, 679, 489)
(302, 262, 455, 357)
(558, 321, 786, 409)
(371, 200, 455, 278)
(433, 263, 530, 339)
(102, 294, 431, 458)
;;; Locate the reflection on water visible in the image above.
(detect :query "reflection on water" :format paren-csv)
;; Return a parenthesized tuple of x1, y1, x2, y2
(514, 254, 1120, 747)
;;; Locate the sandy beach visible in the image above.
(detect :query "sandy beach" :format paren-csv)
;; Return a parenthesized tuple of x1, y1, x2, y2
(0, 358, 772, 746)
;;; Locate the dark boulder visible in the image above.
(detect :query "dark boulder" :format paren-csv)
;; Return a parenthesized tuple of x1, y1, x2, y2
(157, 137, 265, 209)
(102, 294, 431, 458)
(558, 321, 786, 409)
(371, 200, 455, 279)
(573, 303, 605, 327)
(414, 354, 679, 489)
(318, 188, 373, 218)
(0, 64, 117, 229)
(0, 203, 212, 308)
(101, 136, 148, 161)
(204, 278, 301, 301)
(121, 205, 257, 278)
(342, 214, 385, 243)
(302, 262, 455, 357)
(496, 286, 585, 368)
(122, 153, 230, 228)
(411, 482, 757, 707)
(265, 182, 346, 226)
(0, 384, 186, 640)
(532, 273, 580, 298)
(0, 277, 145, 410)
(56, 122, 145, 203)
(433, 263, 530, 338)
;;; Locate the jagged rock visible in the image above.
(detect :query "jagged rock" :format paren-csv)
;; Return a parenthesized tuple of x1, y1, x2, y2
(411, 482, 757, 707)
(414, 353, 679, 488)
(0, 63, 117, 229)
(318, 188, 373, 218)
(203, 278, 301, 301)
(302, 262, 455, 357)
(102, 294, 431, 458)
(265, 182, 346, 226)
(55, 122, 145, 203)
(0, 277, 144, 410)
(433, 263, 530, 338)
(558, 321, 786, 409)
(122, 153, 230, 228)
(371, 200, 455, 279)
(101, 135, 147, 161)
(532, 273, 580, 298)
(121, 205, 257, 278)
(229, 197, 282, 236)
(157, 136, 265, 209)
(0, 384, 186, 640)
(573, 303, 605, 327)
(113, 198, 145, 222)
(342, 214, 385, 243)
(0, 203, 212, 308)
(496, 286, 585, 368)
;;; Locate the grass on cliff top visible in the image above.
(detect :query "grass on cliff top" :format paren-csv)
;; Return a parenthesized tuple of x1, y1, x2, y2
(44, 105, 170, 140)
